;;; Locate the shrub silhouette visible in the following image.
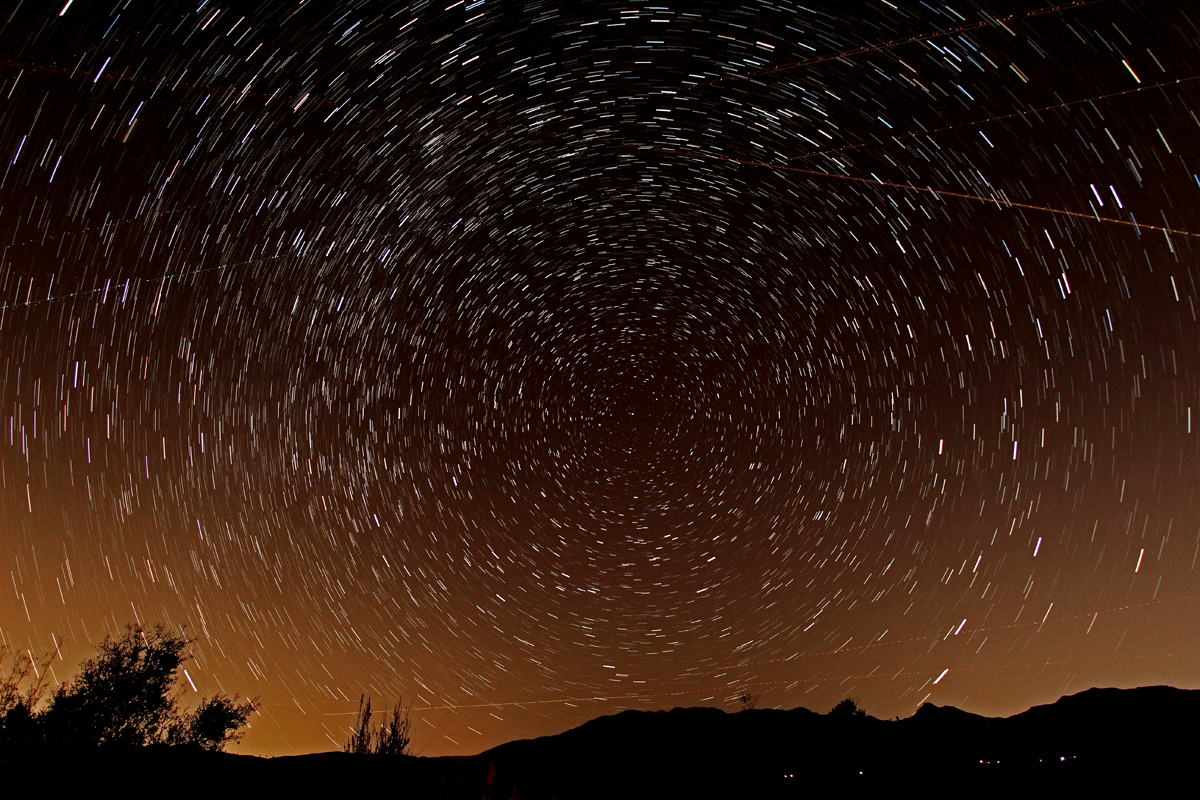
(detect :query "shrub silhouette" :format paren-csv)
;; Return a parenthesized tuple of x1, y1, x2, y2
(25, 623, 254, 750)
(829, 697, 867, 718)
(169, 691, 256, 751)
(345, 694, 412, 755)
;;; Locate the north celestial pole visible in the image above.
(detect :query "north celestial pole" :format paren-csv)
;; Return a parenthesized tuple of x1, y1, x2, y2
(2, 0, 1199, 757)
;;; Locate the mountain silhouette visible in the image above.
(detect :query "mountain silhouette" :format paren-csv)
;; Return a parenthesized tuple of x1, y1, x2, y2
(7, 685, 1191, 796)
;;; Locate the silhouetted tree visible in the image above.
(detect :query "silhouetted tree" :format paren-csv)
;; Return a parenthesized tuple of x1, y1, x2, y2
(739, 692, 760, 710)
(34, 623, 255, 749)
(0, 645, 52, 746)
(40, 624, 187, 746)
(829, 697, 867, 718)
(345, 694, 412, 755)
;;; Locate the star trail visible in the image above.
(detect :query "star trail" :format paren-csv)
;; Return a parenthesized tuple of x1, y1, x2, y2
(2, 0, 1200, 757)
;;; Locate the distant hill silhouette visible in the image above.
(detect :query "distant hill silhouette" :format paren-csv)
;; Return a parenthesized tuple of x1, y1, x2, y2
(7, 685, 1191, 796)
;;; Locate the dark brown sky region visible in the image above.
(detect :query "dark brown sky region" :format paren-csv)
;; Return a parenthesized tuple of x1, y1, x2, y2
(3, 0, 1200, 757)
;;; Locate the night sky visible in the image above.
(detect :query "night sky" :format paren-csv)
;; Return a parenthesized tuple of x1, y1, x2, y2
(3, 0, 1200, 757)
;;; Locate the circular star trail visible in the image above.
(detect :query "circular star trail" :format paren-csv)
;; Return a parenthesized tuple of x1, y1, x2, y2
(2, 0, 1200, 756)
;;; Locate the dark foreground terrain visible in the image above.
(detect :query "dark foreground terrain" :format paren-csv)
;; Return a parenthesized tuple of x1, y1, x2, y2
(7, 686, 1191, 797)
